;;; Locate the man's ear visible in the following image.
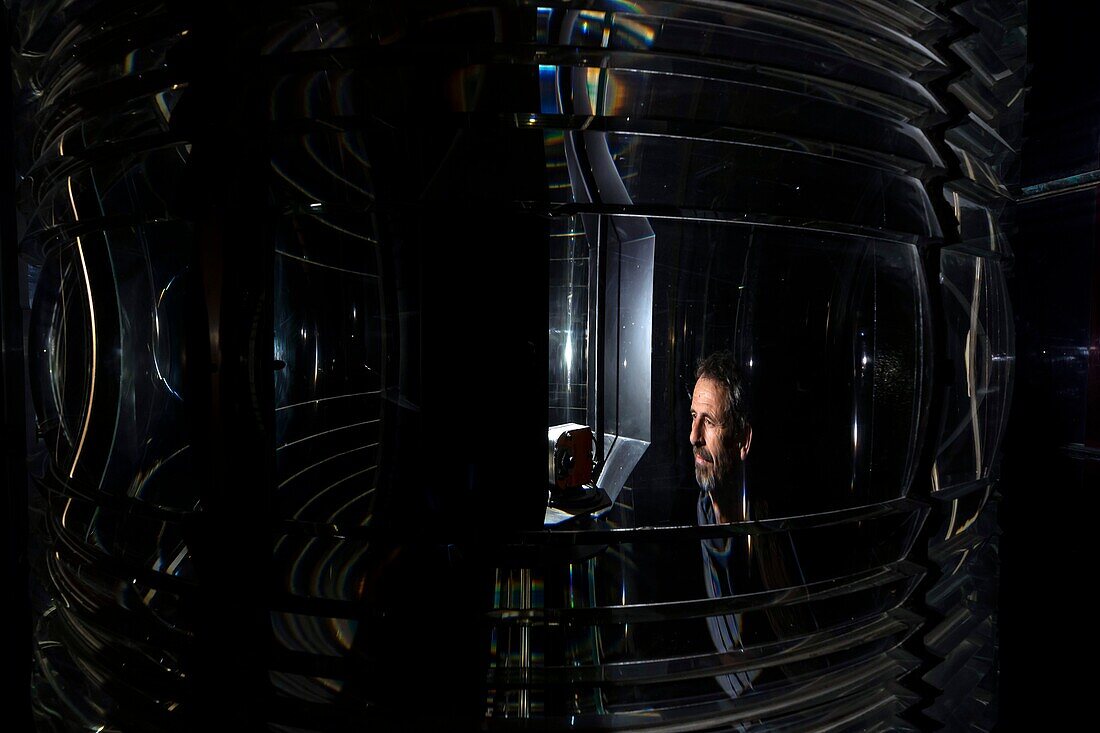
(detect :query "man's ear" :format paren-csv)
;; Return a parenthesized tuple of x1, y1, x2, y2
(739, 425, 752, 461)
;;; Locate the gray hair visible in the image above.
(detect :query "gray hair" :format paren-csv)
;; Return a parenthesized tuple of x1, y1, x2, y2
(695, 350, 748, 435)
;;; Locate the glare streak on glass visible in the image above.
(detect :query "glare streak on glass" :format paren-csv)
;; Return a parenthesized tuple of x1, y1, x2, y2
(313, 325, 319, 388)
(66, 175, 97, 481)
(275, 249, 379, 278)
(152, 274, 182, 401)
(278, 442, 378, 488)
(276, 389, 382, 412)
(302, 134, 374, 199)
(141, 545, 188, 605)
(276, 418, 380, 451)
(291, 467, 377, 521)
(126, 445, 193, 501)
(966, 256, 983, 476)
(271, 158, 332, 201)
(60, 497, 72, 529)
(53, 261, 70, 462)
(944, 254, 990, 540)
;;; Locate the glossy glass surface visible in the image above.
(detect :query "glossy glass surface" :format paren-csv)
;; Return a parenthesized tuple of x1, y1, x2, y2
(919, 3, 1024, 729)
(933, 249, 1014, 500)
(273, 214, 383, 526)
(14, 4, 196, 728)
(12, 1, 1022, 730)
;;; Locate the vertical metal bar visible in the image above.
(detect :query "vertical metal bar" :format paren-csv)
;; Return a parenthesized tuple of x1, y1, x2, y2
(0, 7, 32, 728)
(183, 6, 273, 729)
(592, 215, 607, 466)
(518, 567, 532, 718)
(1086, 185, 1100, 448)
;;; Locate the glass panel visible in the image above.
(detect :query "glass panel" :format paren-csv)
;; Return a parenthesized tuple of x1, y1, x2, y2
(10, 1, 1023, 730)
(273, 216, 384, 525)
(943, 182, 1012, 255)
(27, 221, 195, 509)
(933, 249, 1014, 495)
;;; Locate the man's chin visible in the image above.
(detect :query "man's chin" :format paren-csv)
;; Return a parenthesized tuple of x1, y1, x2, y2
(695, 469, 716, 493)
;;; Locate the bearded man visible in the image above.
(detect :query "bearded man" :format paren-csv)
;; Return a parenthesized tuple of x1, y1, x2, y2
(690, 351, 752, 523)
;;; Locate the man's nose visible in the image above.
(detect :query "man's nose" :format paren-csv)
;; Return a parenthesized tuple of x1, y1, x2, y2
(689, 418, 703, 445)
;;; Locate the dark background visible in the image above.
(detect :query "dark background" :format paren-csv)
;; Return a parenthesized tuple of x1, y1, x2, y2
(1000, 1, 1100, 726)
(0, 1, 1094, 729)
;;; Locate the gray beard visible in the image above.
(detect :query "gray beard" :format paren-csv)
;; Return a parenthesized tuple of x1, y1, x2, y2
(695, 447, 731, 495)
(696, 458, 741, 518)
(695, 466, 717, 493)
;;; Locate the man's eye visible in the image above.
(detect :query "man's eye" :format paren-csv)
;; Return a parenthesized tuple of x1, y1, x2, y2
(704, 417, 714, 427)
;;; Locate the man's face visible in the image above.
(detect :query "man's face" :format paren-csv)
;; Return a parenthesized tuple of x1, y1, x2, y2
(690, 377, 743, 492)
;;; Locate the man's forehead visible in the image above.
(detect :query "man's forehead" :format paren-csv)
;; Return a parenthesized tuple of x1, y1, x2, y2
(691, 377, 728, 409)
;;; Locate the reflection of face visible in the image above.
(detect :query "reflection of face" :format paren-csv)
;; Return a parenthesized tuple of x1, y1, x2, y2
(690, 377, 742, 492)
